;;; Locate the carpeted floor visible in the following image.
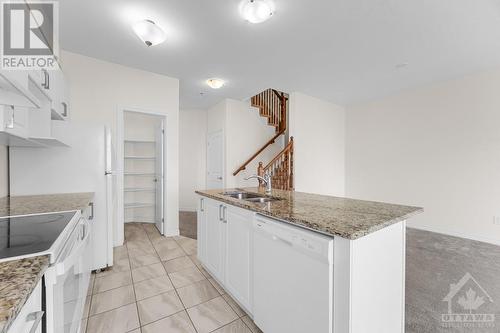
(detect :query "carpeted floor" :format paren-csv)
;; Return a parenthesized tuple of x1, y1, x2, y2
(179, 211, 197, 239)
(406, 228, 500, 333)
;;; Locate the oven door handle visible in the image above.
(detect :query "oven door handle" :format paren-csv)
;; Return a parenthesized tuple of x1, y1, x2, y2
(27, 311, 44, 333)
(55, 220, 91, 276)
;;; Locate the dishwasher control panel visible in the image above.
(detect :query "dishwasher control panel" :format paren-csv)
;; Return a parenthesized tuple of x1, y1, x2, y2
(254, 214, 333, 260)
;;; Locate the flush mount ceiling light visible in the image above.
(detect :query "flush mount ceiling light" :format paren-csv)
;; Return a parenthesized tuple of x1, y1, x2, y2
(206, 78, 225, 89)
(241, 0, 273, 24)
(132, 20, 166, 46)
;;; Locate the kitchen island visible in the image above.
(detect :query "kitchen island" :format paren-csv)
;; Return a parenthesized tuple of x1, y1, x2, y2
(196, 187, 423, 333)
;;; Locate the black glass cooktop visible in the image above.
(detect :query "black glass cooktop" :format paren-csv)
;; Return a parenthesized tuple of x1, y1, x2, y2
(0, 211, 76, 260)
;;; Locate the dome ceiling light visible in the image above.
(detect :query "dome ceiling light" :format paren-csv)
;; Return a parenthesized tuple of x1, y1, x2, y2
(206, 78, 225, 89)
(241, 0, 274, 24)
(132, 20, 166, 46)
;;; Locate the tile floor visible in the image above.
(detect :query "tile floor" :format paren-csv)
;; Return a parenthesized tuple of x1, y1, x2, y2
(82, 222, 262, 333)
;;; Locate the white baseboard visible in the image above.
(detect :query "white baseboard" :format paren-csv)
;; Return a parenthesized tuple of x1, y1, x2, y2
(408, 225, 500, 246)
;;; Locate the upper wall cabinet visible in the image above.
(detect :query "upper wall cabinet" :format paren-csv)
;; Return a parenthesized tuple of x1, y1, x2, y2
(0, 105, 44, 147)
(0, 66, 71, 147)
(0, 71, 42, 108)
(29, 68, 70, 120)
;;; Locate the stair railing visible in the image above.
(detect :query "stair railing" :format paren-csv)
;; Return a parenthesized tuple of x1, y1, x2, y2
(251, 88, 287, 133)
(233, 88, 288, 176)
(258, 137, 294, 191)
(232, 129, 285, 176)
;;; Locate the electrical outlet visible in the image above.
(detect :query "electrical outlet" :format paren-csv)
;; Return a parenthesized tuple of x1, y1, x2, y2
(494, 216, 500, 226)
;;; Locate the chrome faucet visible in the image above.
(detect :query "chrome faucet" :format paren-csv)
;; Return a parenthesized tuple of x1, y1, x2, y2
(245, 174, 272, 194)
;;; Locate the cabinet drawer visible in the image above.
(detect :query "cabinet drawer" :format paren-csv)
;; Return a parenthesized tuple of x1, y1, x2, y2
(7, 279, 43, 333)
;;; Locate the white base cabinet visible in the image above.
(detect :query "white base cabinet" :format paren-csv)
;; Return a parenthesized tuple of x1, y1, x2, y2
(203, 198, 226, 283)
(224, 206, 253, 312)
(197, 197, 253, 314)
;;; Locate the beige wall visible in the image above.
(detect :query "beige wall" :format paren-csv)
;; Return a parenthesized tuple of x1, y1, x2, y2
(289, 92, 346, 196)
(346, 68, 500, 245)
(179, 109, 207, 211)
(225, 99, 283, 188)
(60, 50, 179, 242)
(206, 98, 284, 189)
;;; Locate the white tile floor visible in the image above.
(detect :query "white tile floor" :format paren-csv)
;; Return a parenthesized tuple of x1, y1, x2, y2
(82, 222, 263, 333)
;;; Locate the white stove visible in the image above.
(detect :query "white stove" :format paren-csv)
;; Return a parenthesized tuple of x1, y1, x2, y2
(0, 211, 80, 264)
(0, 210, 93, 333)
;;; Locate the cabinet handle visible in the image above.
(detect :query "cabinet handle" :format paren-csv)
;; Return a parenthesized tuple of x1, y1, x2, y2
(200, 198, 204, 212)
(222, 206, 227, 223)
(61, 102, 68, 117)
(89, 202, 94, 220)
(27, 310, 44, 333)
(41, 69, 48, 89)
(6, 105, 14, 129)
(219, 204, 223, 221)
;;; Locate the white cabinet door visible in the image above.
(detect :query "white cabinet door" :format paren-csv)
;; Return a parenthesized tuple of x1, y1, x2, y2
(0, 105, 29, 138)
(197, 197, 207, 263)
(204, 198, 225, 282)
(49, 70, 69, 120)
(0, 71, 41, 108)
(225, 205, 253, 313)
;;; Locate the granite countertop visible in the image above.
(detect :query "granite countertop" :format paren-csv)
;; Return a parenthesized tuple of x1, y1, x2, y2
(0, 256, 50, 333)
(196, 187, 423, 240)
(0, 192, 94, 218)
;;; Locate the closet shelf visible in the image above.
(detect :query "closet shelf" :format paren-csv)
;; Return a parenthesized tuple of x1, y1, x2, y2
(124, 139, 155, 144)
(124, 187, 156, 192)
(125, 203, 155, 209)
(124, 172, 156, 176)
(124, 156, 156, 160)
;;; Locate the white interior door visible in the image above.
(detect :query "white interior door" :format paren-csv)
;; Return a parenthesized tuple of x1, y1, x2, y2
(155, 121, 165, 234)
(207, 130, 224, 189)
(105, 127, 116, 264)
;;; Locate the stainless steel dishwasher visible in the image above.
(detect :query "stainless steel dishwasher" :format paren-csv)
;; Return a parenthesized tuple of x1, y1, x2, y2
(253, 214, 334, 333)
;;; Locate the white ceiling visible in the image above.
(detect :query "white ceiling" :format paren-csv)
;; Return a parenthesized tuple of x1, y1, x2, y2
(59, 0, 500, 109)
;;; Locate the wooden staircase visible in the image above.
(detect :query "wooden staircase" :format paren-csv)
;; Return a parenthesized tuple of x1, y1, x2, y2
(258, 137, 294, 190)
(252, 88, 287, 133)
(233, 88, 294, 191)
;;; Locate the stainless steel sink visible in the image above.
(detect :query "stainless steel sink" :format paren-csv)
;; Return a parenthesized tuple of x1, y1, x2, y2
(221, 191, 263, 199)
(221, 191, 280, 203)
(244, 197, 279, 203)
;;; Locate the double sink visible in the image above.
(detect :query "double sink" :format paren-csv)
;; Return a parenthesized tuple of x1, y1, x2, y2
(221, 190, 280, 203)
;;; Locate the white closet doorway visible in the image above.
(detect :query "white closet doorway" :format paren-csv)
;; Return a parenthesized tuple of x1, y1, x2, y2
(121, 110, 165, 235)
